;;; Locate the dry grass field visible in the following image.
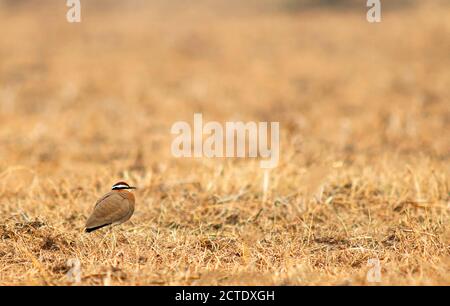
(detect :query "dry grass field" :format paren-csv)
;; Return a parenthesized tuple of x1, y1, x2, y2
(0, 0, 449, 285)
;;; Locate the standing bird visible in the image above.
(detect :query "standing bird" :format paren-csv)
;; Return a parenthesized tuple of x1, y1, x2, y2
(85, 181, 136, 233)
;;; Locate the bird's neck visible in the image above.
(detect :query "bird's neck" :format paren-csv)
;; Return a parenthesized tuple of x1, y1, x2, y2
(114, 189, 135, 201)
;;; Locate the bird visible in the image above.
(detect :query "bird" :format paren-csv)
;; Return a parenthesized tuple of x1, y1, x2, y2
(85, 181, 136, 233)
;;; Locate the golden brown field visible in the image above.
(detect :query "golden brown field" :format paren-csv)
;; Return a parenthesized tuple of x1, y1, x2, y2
(0, 0, 449, 285)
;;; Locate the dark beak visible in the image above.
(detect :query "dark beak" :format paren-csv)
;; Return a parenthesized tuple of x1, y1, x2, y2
(128, 186, 137, 189)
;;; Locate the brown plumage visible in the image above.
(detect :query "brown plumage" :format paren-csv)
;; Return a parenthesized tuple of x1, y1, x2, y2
(85, 181, 136, 233)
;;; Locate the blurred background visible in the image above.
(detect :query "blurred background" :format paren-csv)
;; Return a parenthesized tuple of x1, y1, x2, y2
(0, 0, 448, 179)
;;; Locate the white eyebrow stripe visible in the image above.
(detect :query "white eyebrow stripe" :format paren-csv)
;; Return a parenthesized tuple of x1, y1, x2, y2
(113, 184, 129, 189)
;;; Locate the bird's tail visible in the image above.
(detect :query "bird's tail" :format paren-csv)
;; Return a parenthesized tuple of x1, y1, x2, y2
(85, 223, 110, 233)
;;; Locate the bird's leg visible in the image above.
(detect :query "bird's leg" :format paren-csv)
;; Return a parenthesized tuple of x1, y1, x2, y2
(123, 233, 131, 244)
(111, 226, 117, 256)
(99, 228, 109, 250)
(120, 229, 131, 244)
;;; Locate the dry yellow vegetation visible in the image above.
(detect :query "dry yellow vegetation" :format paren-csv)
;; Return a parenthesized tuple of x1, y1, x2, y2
(0, 0, 449, 285)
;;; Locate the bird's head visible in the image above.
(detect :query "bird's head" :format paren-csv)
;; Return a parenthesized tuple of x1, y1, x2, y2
(111, 181, 137, 191)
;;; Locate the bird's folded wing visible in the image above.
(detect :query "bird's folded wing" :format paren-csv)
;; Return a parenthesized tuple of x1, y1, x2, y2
(85, 192, 130, 229)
